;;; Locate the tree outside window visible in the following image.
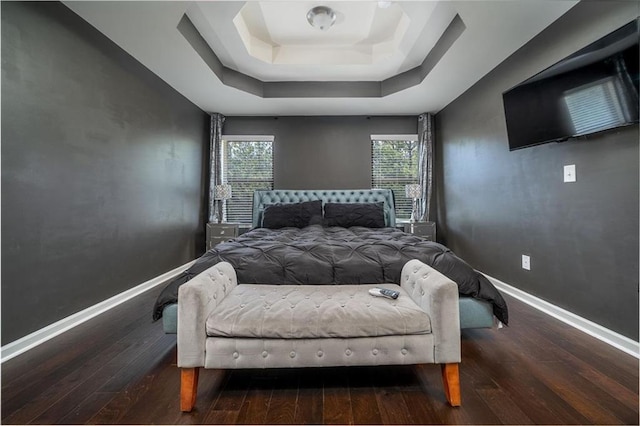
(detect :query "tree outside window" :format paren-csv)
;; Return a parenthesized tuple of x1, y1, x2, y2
(371, 137, 419, 219)
(221, 137, 274, 224)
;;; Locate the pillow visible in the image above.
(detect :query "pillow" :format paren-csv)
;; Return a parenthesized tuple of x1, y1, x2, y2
(323, 202, 385, 228)
(262, 200, 323, 229)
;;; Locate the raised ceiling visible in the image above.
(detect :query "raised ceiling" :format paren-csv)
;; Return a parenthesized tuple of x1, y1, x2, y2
(63, 1, 578, 115)
(206, 1, 446, 80)
(233, 2, 412, 69)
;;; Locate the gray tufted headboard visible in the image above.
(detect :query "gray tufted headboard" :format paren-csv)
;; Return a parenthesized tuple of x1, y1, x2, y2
(252, 189, 396, 228)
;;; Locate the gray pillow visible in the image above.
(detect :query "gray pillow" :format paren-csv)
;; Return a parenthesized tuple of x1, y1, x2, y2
(323, 202, 385, 228)
(262, 200, 323, 229)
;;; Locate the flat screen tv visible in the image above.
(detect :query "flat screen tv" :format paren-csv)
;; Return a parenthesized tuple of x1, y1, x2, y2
(503, 18, 639, 151)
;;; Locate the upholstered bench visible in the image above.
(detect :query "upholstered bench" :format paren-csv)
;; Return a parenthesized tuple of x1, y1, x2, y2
(177, 259, 461, 411)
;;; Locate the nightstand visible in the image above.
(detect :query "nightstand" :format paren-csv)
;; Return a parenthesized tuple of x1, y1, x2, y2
(206, 223, 239, 250)
(403, 221, 436, 241)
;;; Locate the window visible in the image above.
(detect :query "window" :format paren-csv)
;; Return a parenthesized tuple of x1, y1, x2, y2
(220, 135, 274, 224)
(371, 135, 419, 219)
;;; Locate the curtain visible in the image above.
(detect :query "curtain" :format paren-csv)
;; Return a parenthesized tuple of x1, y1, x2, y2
(417, 113, 434, 222)
(208, 113, 225, 223)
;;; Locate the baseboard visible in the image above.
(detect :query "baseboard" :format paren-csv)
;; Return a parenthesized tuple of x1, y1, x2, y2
(484, 273, 640, 359)
(1, 260, 196, 363)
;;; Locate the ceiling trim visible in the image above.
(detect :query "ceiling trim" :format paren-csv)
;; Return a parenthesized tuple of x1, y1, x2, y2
(177, 12, 465, 99)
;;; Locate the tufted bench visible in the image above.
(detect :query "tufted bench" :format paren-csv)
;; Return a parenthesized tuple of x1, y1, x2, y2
(177, 259, 461, 411)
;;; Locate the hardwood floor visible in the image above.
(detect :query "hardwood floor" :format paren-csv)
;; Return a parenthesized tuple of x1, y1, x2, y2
(2, 285, 638, 424)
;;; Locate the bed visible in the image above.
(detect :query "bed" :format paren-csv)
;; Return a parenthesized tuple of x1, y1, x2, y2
(153, 189, 508, 331)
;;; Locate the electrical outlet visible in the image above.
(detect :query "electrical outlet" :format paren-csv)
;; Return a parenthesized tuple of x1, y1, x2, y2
(564, 164, 576, 182)
(522, 254, 531, 270)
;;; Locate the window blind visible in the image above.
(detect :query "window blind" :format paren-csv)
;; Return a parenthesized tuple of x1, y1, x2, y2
(563, 77, 626, 136)
(371, 137, 419, 219)
(221, 137, 274, 224)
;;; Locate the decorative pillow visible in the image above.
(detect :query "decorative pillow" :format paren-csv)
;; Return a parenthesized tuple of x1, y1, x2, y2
(262, 200, 323, 229)
(323, 202, 385, 228)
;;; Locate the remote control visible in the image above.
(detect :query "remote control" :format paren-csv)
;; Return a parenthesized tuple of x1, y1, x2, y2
(368, 287, 400, 299)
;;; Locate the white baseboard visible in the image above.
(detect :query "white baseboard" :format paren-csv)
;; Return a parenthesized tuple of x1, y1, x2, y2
(484, 273, 640, 358)
(5, 262, 636, 361)
(1, 260, 196, 363)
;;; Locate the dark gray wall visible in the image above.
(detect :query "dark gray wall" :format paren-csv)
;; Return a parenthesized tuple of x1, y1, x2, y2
(1, 2, 208, 344)
(224, 116, 417, 189)
(435, 1, 639, 339)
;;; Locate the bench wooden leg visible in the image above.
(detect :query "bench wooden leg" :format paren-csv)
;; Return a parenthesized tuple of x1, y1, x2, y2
(441, 363, 461, 406)
(180, 367, 199, 412)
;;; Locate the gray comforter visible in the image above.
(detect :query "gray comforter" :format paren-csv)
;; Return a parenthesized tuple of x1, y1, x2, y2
(152, 225, 509, 324)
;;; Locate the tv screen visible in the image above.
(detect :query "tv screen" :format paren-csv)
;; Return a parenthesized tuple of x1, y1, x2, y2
(503, 19, 639, 151)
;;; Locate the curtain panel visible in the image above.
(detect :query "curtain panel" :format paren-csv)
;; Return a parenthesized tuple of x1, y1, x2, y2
(417, 113, 434, 222)
(208, 113, 225, 223)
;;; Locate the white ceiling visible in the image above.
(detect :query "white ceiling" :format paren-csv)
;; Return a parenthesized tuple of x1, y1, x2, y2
(193, 1, 450, 81)
(63, 1, 578, 116)
(218, 1, 432, 77)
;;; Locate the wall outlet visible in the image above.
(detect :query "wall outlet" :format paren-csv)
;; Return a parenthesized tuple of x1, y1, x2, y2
(564, 164, 576, 182)
(522, 254, 531, 270)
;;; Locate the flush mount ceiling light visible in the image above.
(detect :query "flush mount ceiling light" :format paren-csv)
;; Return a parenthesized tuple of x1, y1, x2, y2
(306, 6, 337, 31)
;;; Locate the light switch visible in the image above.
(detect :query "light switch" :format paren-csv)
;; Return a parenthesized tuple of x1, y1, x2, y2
(564, 164, 576, 183)
(522, 255, 531, 271)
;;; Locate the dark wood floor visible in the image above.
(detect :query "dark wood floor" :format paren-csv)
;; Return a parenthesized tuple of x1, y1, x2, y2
(2, 285, 638, 425)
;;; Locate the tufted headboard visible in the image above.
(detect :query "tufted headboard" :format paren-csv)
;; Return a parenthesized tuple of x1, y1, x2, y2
(252, 189, 396, 228)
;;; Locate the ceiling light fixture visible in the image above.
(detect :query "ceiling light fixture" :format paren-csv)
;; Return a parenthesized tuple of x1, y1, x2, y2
(377, 1, 392, 8)
(306, 6, 336, 31)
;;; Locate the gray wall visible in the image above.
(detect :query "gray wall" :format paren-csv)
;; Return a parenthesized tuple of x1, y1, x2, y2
(435, 1, 639, 339)
(224, 116, 417, 189)
(1, 2, 208, 344)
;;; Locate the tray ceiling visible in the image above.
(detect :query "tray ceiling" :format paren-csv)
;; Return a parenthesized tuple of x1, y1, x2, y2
(63, 1, 578, 115)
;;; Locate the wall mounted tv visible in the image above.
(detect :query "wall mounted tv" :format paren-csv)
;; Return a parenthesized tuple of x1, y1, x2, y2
(503, 18, 639, 151)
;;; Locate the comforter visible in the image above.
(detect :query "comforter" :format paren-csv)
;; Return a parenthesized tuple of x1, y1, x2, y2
(152, 225, 509, 325)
